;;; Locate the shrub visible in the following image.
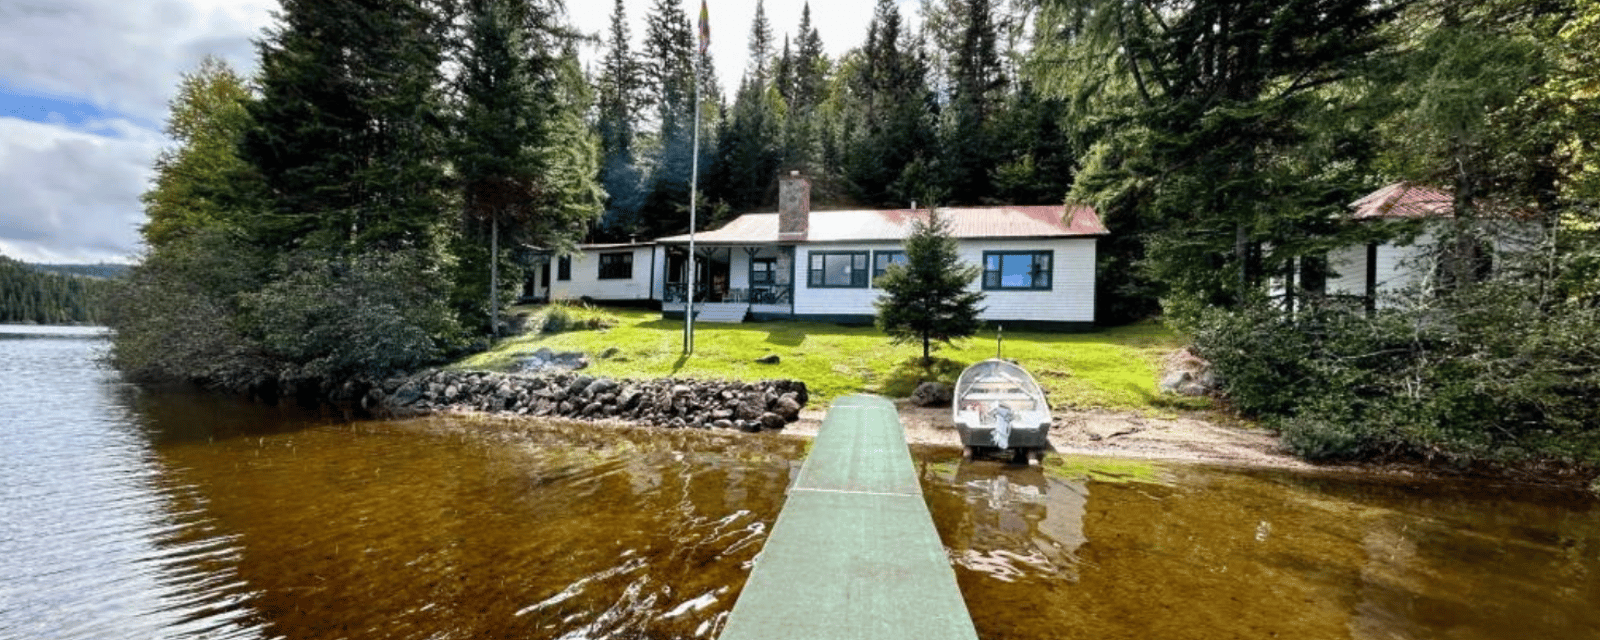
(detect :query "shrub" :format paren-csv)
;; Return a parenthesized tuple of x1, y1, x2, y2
(533, 300, 618, 334)
(1195, 283, 1600, 467)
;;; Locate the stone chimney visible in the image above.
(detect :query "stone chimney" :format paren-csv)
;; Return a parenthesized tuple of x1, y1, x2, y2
(777, 171, 810, 243)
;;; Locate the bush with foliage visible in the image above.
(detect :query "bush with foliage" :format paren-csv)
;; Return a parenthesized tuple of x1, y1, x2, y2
(1194, 279, 1600, 465)
(240, 250, 465, 384)
(533, 301, 619, 334)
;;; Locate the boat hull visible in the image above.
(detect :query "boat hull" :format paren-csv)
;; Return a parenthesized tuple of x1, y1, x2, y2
(951, 358, 1053, 454)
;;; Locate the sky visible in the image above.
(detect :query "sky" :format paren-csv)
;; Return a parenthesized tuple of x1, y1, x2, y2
(0, 0, 915, 265)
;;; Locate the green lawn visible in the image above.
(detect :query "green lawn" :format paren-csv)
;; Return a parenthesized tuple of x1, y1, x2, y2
(452, 304, 1199, 413)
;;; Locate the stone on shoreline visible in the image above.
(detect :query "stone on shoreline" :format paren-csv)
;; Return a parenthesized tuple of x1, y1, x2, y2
(379, 369, 810, 432)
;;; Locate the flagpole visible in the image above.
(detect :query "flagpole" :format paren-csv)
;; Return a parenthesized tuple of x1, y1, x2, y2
(686, 2, 706, 355)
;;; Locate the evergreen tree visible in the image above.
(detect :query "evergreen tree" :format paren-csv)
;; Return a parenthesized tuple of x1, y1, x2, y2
(454, 0, 597, 337)
(640, 0, 698, 237)
(874, 210, 985, 363)
(778, 4, 829, 175)
(748, 0, 775, 84)
(942, 0, 1008, 202)
(1376, 1, 1561, 290)
(775, 36, 794, 104)
(716, 2, 787, 211)
(242, 0, 453, 254)
(840, 0, 938, 207)
(0, 255, 114, 324)
(1035, 0, 1397, 321)
(793, 4, 827, 114)
(595, 0, 647, 238)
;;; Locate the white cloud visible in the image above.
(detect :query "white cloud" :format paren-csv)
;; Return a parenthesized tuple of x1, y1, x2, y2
(0, 118, 159, 263)
(0, 0, 275, 125)
(0, 0, 275, 264)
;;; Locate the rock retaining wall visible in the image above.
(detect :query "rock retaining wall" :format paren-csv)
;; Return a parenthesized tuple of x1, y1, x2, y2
(374, 370, 809, 432)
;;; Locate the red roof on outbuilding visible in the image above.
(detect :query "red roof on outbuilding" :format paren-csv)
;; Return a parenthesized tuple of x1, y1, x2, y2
(1350, 182, 1453, 220)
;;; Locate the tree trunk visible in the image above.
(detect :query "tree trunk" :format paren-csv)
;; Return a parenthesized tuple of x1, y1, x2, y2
(490, 211, 499, 341)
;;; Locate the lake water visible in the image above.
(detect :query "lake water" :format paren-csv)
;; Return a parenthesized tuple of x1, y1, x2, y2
(3, 325, 1597, 639)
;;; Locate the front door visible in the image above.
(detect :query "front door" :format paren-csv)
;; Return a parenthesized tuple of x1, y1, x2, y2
(706, 259, 730, 302)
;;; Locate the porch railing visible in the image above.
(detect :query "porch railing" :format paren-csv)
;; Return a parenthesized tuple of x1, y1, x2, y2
(663, 283, 792, 305)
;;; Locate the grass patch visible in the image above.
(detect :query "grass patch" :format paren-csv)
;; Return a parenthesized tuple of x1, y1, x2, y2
(452, 307, 1198, 412)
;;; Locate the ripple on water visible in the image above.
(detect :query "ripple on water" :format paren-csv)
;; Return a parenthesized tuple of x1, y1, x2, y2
(7, 330, 1600, 640)
(0, 329, 269, 640)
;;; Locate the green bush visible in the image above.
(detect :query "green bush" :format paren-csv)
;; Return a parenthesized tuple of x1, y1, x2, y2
(1195, 283, 1600, 467)
(533, 300, 618, 334)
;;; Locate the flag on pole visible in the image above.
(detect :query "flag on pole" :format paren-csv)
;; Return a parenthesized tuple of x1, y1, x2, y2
(698, 1, 710, 55)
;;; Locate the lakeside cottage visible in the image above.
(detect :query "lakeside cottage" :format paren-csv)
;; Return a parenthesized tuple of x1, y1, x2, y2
(526, 173, 1108, 330)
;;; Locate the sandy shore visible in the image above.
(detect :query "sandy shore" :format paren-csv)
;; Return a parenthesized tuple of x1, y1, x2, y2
(780, 400, 1316, 470)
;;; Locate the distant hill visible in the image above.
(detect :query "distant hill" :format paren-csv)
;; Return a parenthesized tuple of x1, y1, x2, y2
(29, 262, 131, 280)
(0, 255, 118, 325)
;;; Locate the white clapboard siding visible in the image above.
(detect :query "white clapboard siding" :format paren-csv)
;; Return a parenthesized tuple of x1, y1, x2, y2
(791, 238, 1096, 323)
(549, 245, 656, 301)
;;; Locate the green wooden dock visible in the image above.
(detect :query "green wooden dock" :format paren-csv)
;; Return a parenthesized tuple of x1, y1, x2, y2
(718, 395, 978, 640)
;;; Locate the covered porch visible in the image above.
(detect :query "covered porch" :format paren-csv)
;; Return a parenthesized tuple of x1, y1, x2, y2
(659, 244, 796, 322)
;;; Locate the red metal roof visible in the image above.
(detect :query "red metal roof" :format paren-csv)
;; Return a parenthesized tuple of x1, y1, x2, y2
(1350, 182, 1453, 220)
(658, 205, 1106, 244)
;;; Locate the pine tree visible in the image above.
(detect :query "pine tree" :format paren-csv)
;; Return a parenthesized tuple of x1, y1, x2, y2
(840, 0, 938, 207)
(1036, 0, 1397, 319)
(242, 0, 452, 254)
(716, 1, 788, 211)
(453, 0, 573, 337)
(942, 0, 1008, 202)
(640, 0, 698, 237)
(874, 210, 985, 363)
(793, 3, 827, 114)
(595, 0, 646, 238)
(748, 0, 774, 84)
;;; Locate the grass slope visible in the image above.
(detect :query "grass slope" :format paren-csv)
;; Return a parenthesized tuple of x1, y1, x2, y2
(453, 305, 1197, 412)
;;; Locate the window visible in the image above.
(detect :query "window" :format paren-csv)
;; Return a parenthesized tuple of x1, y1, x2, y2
(872, 250, 907, 284)
(598, 252, 633, 280)
(808, 251, 868, 288)
(557, 256, 571, 281)
(750, 257, 776, 285)
(982, 251, 1052, 290)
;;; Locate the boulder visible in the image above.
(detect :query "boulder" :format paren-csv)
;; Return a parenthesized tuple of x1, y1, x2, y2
(755, 353, 781, 365)
(910, 381, 952, 407)
(392, 382, 423, 406)
(584, 378, 620, 397)
(758, 412, 786, 430)
(736, 395, 766, 421)
(773, 393, 802, 421)
(1158, 371, 1194, 395)
(1159, 347, 1217, 396)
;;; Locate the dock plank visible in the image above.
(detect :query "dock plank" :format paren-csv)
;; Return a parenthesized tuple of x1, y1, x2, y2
(718, 395, 977, 640)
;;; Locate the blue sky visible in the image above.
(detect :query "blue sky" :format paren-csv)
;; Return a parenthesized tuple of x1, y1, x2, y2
(0, 0, 907, 265)
(0, 83, 158, 138)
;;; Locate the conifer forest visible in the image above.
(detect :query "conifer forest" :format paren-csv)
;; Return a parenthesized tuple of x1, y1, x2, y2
(113, 0, 1600, 467)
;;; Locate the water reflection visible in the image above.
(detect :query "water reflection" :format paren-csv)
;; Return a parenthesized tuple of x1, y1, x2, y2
(920, 454, 1600, 640)
(6, 328, 1600, 640)
(0, 327, 270, 639)
(139, 411, 802, 640)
